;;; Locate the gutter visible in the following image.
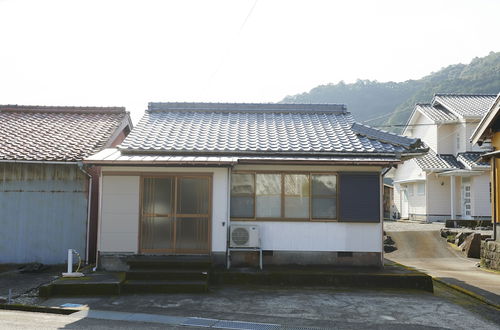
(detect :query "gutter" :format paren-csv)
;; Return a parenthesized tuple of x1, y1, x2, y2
(77, 162, 93, 264)
(0, 160, 78, 165)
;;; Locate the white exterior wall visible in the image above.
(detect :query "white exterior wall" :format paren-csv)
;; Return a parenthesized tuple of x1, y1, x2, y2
(98, 166, 229, 254)
(465, 121, 483, 152)
(471, 172, 491, 218)
(437, 124, 457, 154)
(99, 176, 140, 253)
(426, 174, 460, 219)
(393, 159, 426, 218)
(232, 164, 383, 253)
(407, 113, 437, 151)
(232, 221, 381, 252)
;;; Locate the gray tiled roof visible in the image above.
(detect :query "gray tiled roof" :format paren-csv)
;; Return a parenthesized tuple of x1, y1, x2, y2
(415, 152, 464, 170)
(415, 103, 458, 123)
(351, 123, 422, 148)
(119, 103, 427, 157)
(415, 151, 490, 171)
(433, 94, 497, 118)
(0, 105, 129, 162)
(457, 152, 490, 169)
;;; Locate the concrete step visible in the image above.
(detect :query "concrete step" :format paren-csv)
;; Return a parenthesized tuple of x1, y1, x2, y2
(127, 256, 211, 270)
(125, 269, 209, 281)
(122, 280, 208, 294)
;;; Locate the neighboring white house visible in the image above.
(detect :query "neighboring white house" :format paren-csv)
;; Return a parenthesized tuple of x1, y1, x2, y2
(85, 103, 427, 269)
(393, 94, 496, 222)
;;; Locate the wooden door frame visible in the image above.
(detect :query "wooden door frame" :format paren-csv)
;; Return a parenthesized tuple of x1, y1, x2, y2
(138, 173, 213, 255)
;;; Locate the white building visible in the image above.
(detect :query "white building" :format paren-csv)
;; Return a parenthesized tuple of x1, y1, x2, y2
(85, 102, 427, 269)
(393, 94, 496, 222)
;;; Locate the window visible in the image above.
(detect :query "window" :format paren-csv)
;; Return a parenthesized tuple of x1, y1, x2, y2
(408, 184, 414, 196)
(230, 173, 254, 218)
(311, 174, 337, 219)
(284, 174, 310, 218)
(230, 172, 337, 221)
(256, 173, 281, 218)
(417, 183, 425, 195)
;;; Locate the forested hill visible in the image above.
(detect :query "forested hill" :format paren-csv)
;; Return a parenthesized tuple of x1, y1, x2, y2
(281, 51, 500, 130)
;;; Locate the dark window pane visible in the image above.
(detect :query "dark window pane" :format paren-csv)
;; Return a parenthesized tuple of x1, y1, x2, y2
(312, 197, 337, 219)
(230, 196, 254, 218)
(177, 177, 209, 214)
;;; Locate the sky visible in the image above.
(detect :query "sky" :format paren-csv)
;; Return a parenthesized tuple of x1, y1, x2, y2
(0, 0, 499, 122)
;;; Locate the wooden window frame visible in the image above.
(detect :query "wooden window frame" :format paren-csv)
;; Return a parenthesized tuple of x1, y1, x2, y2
(139, 173, 213, 254)
(230, 171, 338, 222)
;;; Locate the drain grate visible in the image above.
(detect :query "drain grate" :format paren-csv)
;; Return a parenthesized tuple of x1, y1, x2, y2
(214, 320, 280, 330)
(182, 317, 219, 327)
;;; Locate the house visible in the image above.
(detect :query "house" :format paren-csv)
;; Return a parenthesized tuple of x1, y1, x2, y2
(85, 102, 428, 270)
(392, 94, 497, 222)
(471, 92, 500, 241)
(0, 105, 132, 264)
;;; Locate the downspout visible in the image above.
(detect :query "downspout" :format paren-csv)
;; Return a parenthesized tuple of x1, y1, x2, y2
(486, 157, 497, 242)
(77, 162, 92, 264)
(226, 167, 232, 267)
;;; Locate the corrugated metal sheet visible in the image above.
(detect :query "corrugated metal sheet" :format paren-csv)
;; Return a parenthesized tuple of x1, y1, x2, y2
(0, 163, 88, 264)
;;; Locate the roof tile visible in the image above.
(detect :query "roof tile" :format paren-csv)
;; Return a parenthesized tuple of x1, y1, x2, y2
(0, 105, 129, 161)
(119, 103, 427, 157)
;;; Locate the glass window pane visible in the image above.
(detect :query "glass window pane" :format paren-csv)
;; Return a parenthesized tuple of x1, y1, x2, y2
(230, 196, 254, 218)
(231, 173, 254, 194)
(177, 177, 209, 214)
(285, 174, 309, 218)
(312, 175, 337, 195)
(143, 178, 172, 215)
(140, 216, 174, 250)
(312, 174, 337, 219)
(312, 197, 337, 219)
(256, 174, 281, 218)
(175, 217, 209, 251)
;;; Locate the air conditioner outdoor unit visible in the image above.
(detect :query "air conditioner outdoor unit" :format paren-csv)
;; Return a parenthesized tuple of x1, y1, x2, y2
(230, 225, 260, 248)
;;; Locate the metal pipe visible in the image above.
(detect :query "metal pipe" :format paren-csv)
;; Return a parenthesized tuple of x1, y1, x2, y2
(77, 162, 93, 264)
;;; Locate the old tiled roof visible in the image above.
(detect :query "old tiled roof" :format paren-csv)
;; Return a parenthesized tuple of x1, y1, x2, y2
(457, 152, 490, 169)
(415, 152, 464, 170)
(118, 102, 427, 158)
(0, 105, 129, 162)
(433, 94, 497, 118)
(415, 103, 458, 123)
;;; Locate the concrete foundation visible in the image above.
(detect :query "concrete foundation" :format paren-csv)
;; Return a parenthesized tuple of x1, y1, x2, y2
(229, 251, 382, 268)
(98, 251, 382, 271)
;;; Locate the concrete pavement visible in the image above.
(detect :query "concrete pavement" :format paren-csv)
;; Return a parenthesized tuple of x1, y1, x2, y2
(30, 286, 499, 329)
(386, 227, 500, 306)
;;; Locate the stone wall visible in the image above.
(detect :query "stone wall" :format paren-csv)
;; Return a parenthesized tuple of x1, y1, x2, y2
(481, 240, 500, 270)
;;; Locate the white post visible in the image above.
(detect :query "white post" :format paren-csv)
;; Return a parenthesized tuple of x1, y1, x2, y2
(450, 176, 456, 219)
(67, 249, 73, 274)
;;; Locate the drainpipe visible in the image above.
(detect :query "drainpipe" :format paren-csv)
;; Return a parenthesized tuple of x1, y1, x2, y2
(226, 167, 232, 267)
(450, 175, 456, 219)
(77, 162, 92, 264)
(486, 157, 497, 242)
